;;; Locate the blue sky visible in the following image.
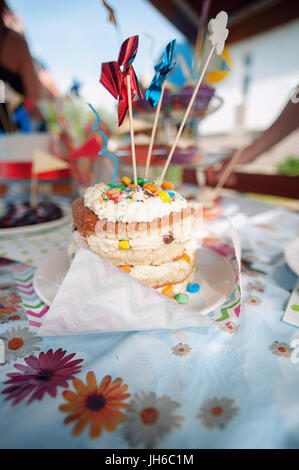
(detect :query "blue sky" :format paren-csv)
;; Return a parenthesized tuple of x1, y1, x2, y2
(9, 0, 186, 109)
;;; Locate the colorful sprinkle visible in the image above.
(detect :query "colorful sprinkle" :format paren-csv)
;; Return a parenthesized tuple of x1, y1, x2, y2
(187, 283, 200, 293)
(162, 181, 174, 190)
(118, 240, 129, 250)
(181, 253, 191, 263)
(166, 190, 175, 198)
(119, 265, 131, 273)
(291, 305, 299, 311)
(175, 293, 189, 304)
(161, 285, 173, 296)
(158, 190, 171, 203)
(122, 176, 131, 186)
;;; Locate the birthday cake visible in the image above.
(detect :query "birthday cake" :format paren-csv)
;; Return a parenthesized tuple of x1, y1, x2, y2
(70, 178, 198, 300)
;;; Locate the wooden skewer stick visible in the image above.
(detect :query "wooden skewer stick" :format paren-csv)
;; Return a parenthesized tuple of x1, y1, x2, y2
(159, 44, 216, 185)
(126, 75, 137, 185)
(194, 0, 211, 76)
(144, 82, 166, 180)
(30, 174, 38, 209)
(213, 147, 244, 200)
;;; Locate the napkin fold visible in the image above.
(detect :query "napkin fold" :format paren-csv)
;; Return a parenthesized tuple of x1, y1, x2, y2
(38, 248, 214, 336)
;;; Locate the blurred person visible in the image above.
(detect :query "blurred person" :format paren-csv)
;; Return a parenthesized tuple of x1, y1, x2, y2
(206, 87, 299, 186)
(0, 0, 58, 132)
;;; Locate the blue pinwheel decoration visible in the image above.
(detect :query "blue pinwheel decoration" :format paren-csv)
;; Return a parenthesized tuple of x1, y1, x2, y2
(145, 39, 176, 108)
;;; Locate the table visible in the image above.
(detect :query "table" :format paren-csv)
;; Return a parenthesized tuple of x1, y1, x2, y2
(0, 193, 298, 449)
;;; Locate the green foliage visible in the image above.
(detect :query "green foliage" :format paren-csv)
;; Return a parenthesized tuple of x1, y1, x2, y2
(43, 96, 115, 145)
(277, 156, 299, 176)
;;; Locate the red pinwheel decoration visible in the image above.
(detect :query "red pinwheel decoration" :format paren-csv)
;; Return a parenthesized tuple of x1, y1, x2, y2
(100, 35, 143, 126)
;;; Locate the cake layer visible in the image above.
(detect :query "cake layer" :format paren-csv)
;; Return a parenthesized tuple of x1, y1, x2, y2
(127, 251, 196, 287)
(72, 230, 197, 266)
(69, 237, 196, 291)
(156, 271, 195, 296)
(72, 197, 195, 239)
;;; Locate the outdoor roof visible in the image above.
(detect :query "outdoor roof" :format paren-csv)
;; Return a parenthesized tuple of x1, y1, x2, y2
(148, 0, 299, 44)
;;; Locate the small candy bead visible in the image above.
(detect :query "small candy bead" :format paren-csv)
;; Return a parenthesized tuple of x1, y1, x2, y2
(187, 283, 200, 293)
(158, 190, 171, 203)
(166, 190, 175, 198)
(137, 177, 144, 186)
(144, 183, 157, 193)
(118, 240, 129, 250)
(122, 177, 131, 186)
(161, 284, 173, 296)
(161, 181, 174, 190)
(175, 293, 189, 304)
(119, 265, 131, 273)
(181, 253, 191, 263)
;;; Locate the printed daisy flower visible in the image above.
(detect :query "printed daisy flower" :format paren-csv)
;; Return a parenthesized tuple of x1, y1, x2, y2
(197, 398, 238, 430)
(60, 371, 130, 439)
(121, 391, 184, 448)
(219, 322, 239, 334)
(245, 295, 261, 306)
(0, 305, 18, 320)
(1, 348, 83, 405)
(241, 259, 266, 276)
(245, 280, 265, 293)
(0, 292, 22, 321)
(0, 293, 22, 306)
(0, 310, 27, 324)
(1, 326, 42, 363)
(269, 341, 294, 358)
(171, 343, 192, 356)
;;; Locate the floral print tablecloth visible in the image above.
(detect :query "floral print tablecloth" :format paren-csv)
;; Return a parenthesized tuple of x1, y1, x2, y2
(0, 201, 299, 449)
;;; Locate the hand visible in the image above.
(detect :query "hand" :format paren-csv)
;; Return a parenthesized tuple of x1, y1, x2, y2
(205, 146, 256, 187)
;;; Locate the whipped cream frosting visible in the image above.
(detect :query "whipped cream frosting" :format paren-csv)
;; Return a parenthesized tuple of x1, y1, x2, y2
(84, 182, 188, 223)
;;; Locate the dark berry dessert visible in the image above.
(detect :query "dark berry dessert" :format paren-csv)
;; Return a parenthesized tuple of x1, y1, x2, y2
(0, 201, 63, 228)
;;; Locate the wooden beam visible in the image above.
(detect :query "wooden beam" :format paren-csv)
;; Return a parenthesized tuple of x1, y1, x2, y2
(183, 169, 299, 199)
(227, 0, 299, 43)
(148, 0, 299, 44)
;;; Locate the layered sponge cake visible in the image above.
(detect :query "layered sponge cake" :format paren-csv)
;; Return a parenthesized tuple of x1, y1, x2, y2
(70, 179, 198, 299)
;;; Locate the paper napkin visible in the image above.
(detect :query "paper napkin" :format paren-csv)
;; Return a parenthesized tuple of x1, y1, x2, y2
(38, 248, 214, 336)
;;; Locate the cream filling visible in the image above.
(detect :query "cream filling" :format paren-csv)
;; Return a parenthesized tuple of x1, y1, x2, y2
(73, 222, 199, 256)
(84, 183, 188, 222)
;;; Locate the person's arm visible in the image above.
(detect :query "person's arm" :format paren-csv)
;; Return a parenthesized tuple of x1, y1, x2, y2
(206, 96, 299, 186)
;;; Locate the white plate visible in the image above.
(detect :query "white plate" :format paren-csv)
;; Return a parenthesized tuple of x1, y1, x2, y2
(284, 238, 299, 276)
(0, 204, 71, 237)
(33, 247, 236, 315)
